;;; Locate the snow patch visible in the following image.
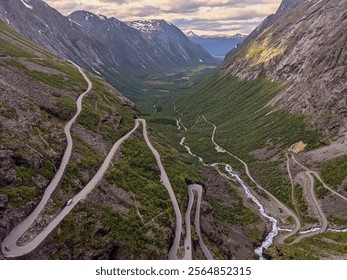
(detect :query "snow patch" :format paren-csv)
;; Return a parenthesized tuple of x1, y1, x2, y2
(128, 20, 165, 33)
(70, 20, 83, 28)
(21, 0, 33, 10)
(98, 14, 106, 20)
(92, 68, 101, 75)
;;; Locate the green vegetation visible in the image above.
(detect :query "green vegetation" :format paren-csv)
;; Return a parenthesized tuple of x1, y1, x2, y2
(0, 21, 56, 59)
(106, 133, 173, 222)
(208, 196, 258, 225)
(0, 38, 36, 58)
(32, 58, 87, 90)
(177, 74, 321, 159)
(4, 59, 86, 91)
(328, 216, 347, 226)
(61, 134, 104, 192)
(251, 161, 293, 208)
(320, 155, 347, 186)
(314, 180, 329, 199)
(0, 160, 55, 206)
(266, 232, 347, 259)
(77, 75, 137, 142)
(159, 73, 323, 210)
(44, 125, 203, 259)
(294, 184, 319, 224)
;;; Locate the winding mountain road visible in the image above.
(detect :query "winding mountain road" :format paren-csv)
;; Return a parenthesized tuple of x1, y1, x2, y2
(291, 171, 328, 244)
(286, 153, 301, 220)
(2, 94, 200, 259)
(201, 116, 301, 244)
(139, 119, 184, 260)
(186, 184, 213, 260)
(1, 61, 92, 257)
(291, 154, 347, 202)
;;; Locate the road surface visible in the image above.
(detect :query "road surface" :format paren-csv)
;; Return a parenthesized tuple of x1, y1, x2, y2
(291, 154, 347, 202)
(186, 184, 214, 260)
(139, 119, 185, 260)
(286, 153, 301, 220)
(201, 116, 301, 244)
(1, 61, 92, 257)
(291, 171, 328, 244)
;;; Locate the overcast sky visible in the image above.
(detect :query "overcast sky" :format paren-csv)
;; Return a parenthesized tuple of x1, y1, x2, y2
(45, 0, 282, 35)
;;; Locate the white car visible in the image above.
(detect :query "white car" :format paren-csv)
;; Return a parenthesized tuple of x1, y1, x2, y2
(66, 199, 73, 206)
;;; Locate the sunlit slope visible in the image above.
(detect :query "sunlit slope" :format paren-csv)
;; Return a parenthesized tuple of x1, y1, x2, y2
(175, 73, 322, 208)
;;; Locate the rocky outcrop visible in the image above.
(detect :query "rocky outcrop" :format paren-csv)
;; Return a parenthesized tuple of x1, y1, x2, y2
(223, 0, 347, 141)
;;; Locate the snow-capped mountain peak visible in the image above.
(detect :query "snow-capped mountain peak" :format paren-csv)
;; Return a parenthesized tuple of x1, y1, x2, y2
(186, 31, 199, 38)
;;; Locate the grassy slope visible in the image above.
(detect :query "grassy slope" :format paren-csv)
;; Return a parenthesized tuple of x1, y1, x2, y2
(0, 22, 141, 254)
(266, 232, 347, 260)
(0, 21, 87, 206)
(171, 73, 322, 208)
(31, 124, 205, 259)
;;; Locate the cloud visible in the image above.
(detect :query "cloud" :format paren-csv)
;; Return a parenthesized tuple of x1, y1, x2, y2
(44, 0, 281, 35)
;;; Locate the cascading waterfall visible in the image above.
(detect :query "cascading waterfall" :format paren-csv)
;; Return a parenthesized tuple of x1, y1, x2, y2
(224, 165, 278, 259)
(179, 135, 279, 259)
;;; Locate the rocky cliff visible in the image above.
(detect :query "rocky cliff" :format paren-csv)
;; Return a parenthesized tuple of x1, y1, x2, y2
(223, 0, 347, 142)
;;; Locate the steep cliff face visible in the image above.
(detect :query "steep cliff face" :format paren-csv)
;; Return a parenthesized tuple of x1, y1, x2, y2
(223, 0, 347, 141)
(225, 0, 306, 61)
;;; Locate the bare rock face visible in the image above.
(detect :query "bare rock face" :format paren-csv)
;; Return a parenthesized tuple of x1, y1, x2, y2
(223, 0, 347, 141)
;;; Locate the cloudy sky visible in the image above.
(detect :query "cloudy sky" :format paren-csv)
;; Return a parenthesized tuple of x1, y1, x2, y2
(45, 0, 282, 35)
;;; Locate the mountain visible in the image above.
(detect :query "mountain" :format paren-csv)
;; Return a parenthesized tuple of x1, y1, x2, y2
(0, 0, 122, 73)
(222, 0, 346, 140)
(172, 0, 347, 259)
(126, 19, 216, 66)
(186, 31, 247, 57)
(225, 0, 306, 61)
(0, 0, 216, 101)
(0, 19, 263, 260)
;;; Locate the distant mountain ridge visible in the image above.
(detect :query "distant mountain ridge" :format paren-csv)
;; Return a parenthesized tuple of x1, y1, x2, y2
(0, 0, 216, 100)
(185, 31, 247, 57)
(186, 31, 246, 40)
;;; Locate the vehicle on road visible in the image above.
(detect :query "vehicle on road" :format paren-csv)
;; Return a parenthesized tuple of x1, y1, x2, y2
(66, 199, 73, 206)
(4, 245, 10, 252)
